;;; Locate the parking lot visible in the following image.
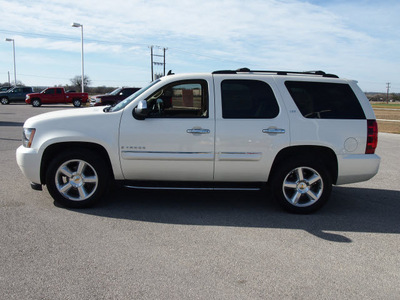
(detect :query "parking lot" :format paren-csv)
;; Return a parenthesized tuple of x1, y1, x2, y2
(1, 103, 399, 299)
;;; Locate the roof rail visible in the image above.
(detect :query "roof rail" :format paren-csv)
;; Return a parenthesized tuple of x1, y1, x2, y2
(212, 68, 339, 78)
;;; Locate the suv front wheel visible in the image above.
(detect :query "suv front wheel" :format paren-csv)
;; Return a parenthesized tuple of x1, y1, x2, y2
(271, 158, 332, 213)
(45, 150, 109, 208)
(32, 99, 41, 107)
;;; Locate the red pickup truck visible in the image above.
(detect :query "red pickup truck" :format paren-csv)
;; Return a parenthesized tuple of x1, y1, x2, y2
(25, 87, 89, 107)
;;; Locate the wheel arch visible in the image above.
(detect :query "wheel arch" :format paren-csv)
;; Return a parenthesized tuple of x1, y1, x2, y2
(40, 142, 114, 184)
(269, 145, 338, 184)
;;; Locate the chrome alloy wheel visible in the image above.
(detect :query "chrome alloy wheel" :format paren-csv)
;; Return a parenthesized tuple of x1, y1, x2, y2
(55, 159, 98, 201)
(282, 166, 324, 207)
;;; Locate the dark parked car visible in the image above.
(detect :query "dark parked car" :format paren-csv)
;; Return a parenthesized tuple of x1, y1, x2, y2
(90, 87, 140, 106)
(0, 86, 13, 92)
(0, 86, 34, 104)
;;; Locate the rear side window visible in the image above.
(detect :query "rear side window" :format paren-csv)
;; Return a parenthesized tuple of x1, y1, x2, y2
(285, 81, 365, 119)
(221, 80, 279, 119)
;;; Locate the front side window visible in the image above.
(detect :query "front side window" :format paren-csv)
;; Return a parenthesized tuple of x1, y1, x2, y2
(221, 80, 279, 119)
(285, 81, 366, 119)
(146, 80, 208, 118)
(45, 89, 55, 95)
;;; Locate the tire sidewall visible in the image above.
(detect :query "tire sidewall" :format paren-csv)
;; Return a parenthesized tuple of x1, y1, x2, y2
(271, 158, 332, 214)
(73, 99, 82, 107)
(45, 150, 109, 208)
(1, 97, 9, 105)
(32, 99, 41, 107)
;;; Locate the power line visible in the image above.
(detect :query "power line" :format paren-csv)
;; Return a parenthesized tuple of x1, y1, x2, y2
(0, 29, 249, 66)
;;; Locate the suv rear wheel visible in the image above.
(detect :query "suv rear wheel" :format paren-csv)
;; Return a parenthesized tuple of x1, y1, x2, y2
(45, 150, 109, 208)
(73, 99, 82, 107)
(271, 158, 332, 213)
(1, 97, 9, 105)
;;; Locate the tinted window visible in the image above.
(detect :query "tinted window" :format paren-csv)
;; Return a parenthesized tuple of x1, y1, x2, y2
(146, 80, 208, 118)
(221, 80, 279, 119)
(285, 81, 365, 119)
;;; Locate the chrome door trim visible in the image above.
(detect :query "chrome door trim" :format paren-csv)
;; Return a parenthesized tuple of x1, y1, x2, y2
(121, 151, 214, 161)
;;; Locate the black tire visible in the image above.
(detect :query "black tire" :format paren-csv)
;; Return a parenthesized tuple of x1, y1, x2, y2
(271, 158, 332, 214)
(1, 97, 9, 105)
(45, 150, 110, 208)
(32, 99, 41, 107)
(73, 99, 82, 107)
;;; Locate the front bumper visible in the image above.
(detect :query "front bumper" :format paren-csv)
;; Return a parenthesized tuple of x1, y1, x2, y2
(16, 145, 42, 185)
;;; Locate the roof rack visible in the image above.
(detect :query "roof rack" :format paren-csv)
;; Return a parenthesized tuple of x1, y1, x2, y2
(212, 68, 339, 78)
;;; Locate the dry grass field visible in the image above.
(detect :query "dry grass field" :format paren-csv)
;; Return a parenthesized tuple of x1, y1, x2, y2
(371, 102, 400, 134)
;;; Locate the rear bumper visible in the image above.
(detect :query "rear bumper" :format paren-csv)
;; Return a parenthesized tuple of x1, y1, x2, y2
(336, 153, 380, 185)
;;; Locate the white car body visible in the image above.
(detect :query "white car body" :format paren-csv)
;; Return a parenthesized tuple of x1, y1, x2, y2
(16, 70, 380, 212)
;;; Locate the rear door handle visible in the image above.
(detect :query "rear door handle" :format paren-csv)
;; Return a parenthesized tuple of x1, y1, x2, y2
(187, 128, 210, 134)
(262, 128, 286, 134)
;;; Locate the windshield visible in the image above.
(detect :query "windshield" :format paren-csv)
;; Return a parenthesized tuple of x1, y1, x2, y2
(110, 79, 161, 112)
(109, 87, 122, 95)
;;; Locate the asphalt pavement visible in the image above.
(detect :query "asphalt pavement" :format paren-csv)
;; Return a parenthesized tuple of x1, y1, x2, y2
(1, 103, 399, 299)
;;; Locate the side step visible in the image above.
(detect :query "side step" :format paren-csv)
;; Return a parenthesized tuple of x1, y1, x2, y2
(122, 181, 263, 191)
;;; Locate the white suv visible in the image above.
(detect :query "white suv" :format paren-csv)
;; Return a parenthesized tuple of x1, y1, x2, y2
(16, 69, 380, 213)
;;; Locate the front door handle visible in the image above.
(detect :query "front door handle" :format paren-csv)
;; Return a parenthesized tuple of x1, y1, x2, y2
(262, 128, 286, 134)
(187, 128, 210, 134)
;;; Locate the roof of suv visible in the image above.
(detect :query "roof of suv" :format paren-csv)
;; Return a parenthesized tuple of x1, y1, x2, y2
(212, 68, 339, 78)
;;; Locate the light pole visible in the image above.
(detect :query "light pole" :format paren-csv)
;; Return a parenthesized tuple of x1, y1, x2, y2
(5, 38, 17, 86)
(71, 22, 85, 93)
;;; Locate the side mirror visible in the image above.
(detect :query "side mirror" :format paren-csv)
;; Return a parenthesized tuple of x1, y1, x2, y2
(133, 100, 148, 120)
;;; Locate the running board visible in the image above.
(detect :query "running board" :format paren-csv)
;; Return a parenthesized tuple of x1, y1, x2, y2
(121, 181, 263, 191)
(124, 185, 261, 191)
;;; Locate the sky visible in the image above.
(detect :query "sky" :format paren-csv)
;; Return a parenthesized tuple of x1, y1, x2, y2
(0, 0, 399, 93)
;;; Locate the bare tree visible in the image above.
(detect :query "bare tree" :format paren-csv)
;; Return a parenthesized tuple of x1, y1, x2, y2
(70, 75, 91, 90)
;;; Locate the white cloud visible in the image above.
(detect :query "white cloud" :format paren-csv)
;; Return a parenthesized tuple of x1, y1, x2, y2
(0, 0, 399, 91)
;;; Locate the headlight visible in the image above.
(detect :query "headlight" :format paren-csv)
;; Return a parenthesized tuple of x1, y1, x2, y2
(23, 128, 36, 148)
(26, 95, 30, 99)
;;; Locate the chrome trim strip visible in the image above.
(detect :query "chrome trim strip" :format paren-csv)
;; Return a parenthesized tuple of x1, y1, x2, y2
(121, 151, 214, 161)
(218, 152, 262, 161)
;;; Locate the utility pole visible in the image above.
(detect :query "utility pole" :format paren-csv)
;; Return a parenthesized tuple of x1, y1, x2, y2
(150, 45, 167, 81)
(386, 82, 391, 104)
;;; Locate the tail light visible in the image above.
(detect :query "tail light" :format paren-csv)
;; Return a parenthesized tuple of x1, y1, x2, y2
(366, 120, 378, 154)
